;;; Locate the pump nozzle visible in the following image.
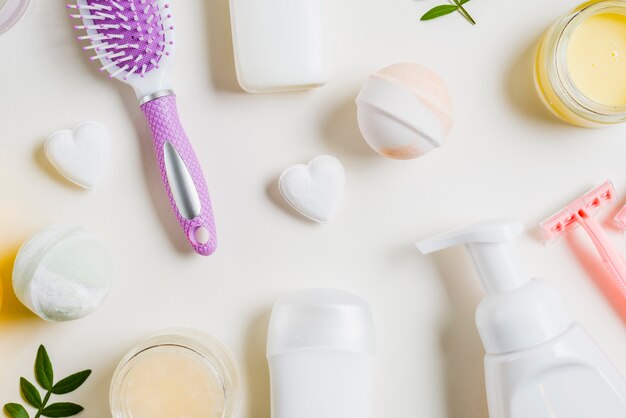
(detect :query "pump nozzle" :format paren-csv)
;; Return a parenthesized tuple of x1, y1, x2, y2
(416, 220, 529, 295)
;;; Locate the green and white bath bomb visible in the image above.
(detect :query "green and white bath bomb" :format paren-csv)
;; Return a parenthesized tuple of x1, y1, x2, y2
(12, 226, 113, 321)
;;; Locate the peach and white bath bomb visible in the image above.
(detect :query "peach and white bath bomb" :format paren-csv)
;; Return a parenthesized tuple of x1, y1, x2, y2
(355, 63, 453, 160)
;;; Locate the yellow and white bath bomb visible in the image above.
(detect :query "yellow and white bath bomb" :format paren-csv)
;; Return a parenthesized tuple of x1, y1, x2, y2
(356, 63, 453, 160)
(12, 226, 112, 321)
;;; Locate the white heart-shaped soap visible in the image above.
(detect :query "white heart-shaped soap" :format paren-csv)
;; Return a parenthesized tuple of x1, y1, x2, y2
(279, 155, 345, 223)
(45, 122, 110, 189)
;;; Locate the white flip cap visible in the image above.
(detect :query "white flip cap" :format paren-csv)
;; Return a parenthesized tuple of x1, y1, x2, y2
(267, 288, 376, 357)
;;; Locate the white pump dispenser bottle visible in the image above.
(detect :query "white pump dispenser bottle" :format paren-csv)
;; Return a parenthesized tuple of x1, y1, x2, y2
(417, 220, 626, 418)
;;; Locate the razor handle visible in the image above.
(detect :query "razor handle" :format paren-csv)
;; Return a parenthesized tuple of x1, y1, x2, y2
(140, 92, 217, 256)
(576, 211, 626, 298)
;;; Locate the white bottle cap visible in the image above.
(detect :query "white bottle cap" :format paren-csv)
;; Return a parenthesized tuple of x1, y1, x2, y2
(267, 288, 376, 357)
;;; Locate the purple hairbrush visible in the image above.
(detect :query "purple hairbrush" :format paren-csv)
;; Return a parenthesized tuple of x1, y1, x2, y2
(69, 0, 217, 256)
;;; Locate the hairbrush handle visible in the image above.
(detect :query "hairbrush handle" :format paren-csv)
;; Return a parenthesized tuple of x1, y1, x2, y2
(140, 93, 217, 256)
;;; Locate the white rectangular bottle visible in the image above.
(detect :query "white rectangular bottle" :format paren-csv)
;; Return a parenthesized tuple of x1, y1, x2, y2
(267, 289, 376, 418)
(229, 0, 329, 93)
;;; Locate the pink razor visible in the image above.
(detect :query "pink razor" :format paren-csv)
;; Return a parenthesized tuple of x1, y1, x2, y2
(614, 205, 626, 231)
(540, 181, 626, 300)
(69, 1, 216, 256)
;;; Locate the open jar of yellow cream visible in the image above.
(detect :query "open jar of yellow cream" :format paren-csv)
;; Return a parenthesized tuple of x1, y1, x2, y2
(110, 329, 240, 418)
(536, 1, 626, 126)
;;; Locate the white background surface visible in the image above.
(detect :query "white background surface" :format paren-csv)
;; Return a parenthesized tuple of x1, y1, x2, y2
(1, 0, 626, 417)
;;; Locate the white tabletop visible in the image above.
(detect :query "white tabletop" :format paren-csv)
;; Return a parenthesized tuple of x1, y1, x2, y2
(1, 0, 626, 417)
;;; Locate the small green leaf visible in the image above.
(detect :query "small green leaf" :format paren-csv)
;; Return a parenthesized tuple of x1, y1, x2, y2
(51, 370, 92, 395)
(421, 4, 459, 21)
(35, 345, 54, 391)
(452, 0, 476, 24)
(459, 0, 471, 4)
(20, 378, 42, 408)
(4, 403, 29, 418)
(41, 403, 84, 417)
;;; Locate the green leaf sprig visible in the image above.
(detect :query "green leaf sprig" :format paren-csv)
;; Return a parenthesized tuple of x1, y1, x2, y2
(4, 345, 91, 418)
(421, 0, 476, 25)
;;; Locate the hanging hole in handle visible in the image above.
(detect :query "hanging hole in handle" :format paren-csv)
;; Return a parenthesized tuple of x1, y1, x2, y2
(190, 226, 211, 246)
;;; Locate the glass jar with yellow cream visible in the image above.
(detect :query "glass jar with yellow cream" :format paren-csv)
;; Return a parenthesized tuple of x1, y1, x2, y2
(110, 329, 240, 418)
(536, 1, 626, 126)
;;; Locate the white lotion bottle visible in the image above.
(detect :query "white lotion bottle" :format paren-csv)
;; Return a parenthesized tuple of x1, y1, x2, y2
(267, 288, 375, 418)
(416, 220, 626, 418)
(229, 0, 329, 93)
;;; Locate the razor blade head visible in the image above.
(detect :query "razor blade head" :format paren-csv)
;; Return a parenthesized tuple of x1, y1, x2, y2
(540, 180, 615, 241)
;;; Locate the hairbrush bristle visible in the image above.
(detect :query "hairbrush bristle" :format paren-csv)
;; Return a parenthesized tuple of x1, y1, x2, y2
(69, 0, 174, 80)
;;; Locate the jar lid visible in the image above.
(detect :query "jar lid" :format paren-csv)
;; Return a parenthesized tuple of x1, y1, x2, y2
(0, 0, 31, 35)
